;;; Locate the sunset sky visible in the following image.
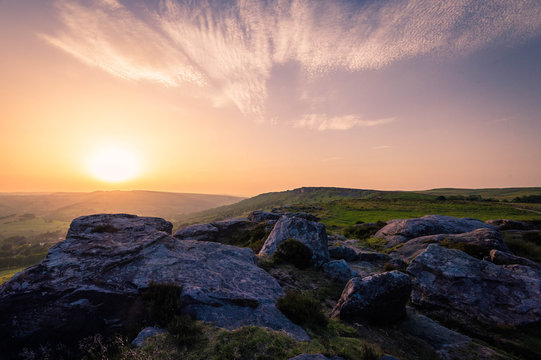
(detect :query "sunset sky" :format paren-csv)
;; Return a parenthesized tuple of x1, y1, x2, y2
(1, 0, 541, 196)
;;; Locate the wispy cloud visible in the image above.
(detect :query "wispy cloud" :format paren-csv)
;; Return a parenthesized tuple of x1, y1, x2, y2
(43, 0, 541, 123)
(296, 114, 395, 131)
(373, 145, 391, 150)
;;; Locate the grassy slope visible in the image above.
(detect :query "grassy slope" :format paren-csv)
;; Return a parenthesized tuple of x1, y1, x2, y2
(176, 187, 541, 230)
(418, 187, 541, 200)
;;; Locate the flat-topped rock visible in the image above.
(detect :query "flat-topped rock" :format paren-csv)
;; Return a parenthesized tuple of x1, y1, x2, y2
(0, 214, 308, 357)
(375, 215, 495, 247)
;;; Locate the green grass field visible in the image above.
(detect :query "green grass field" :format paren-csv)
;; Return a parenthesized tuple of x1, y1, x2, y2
(0, 218, 69, 239)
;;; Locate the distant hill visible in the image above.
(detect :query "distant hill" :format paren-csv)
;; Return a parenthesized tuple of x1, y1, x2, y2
(417, 187, 541, 201)
(0, 191, 244, 221)
(175, 186, 541, 227)
(175, 187, 436, 225)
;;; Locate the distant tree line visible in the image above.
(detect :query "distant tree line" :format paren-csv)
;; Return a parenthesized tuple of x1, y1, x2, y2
(513, 195, 541, 203)
(435, 195, 498, 202)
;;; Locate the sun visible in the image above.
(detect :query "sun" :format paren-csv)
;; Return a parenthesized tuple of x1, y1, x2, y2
(87, 146, 141, 182)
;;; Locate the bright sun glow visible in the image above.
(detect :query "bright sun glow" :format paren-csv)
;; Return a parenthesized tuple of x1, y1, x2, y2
(87, 146, 141, 182)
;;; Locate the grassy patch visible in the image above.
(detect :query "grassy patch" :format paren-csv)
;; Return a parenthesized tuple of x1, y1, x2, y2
(0, 266, 25, 284)
(502, 231, 541, 263)
(277, 290, 328, 329)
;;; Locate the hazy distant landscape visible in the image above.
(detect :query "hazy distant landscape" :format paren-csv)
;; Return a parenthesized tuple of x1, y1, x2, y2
(2, 187, 541, 283)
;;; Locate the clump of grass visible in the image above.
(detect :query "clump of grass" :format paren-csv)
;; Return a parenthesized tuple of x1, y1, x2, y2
(364, 237, 386, 252)
(343, 221, 386, 240)
(273, 239, 313, 269)
(276, 290, 328, 329)
(210, 326, 300, 360)
(90, 224, 119, 233)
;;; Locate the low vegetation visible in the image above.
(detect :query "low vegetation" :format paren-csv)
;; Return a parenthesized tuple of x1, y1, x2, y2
(272, 239, 313, 269)
(276, 290, 328, 329)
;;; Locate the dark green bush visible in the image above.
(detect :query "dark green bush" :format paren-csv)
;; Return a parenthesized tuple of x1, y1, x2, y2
(273, 239, 313, 269)
(142, 282, 183, 327)
(276, 290, 328, 329)
(167, 314, 202, 347)
(141, 282, 202, 348)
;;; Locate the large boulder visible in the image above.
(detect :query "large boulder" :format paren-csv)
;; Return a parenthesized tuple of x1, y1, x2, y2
(389, 228, 509, 262)
(407, 244, 541, 327)
(375, 215, 495, 247)
(322, 260, 358, 282)
(331, 271, 411, 324)
(0, 214, 308, 358)
(259, 216, 330, 267)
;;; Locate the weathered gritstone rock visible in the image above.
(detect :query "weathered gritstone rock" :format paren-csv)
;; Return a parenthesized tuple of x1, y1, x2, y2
(389, 228, 509, 262)
(259, 216, 330, 267)
(248, 210, 282, 223)
(331, 271, 411, 324)
(486, 219, 532, 230)
(174, 218, 254, 242)
(328, 246, 359, 261)
(375, 215, 495, 248)
(0, 214, 308, 358)
(407, 244, 541, 327)
(322, 260, 358, 282)
(489, 249, 541, 269)
(288, 355, 345, 360)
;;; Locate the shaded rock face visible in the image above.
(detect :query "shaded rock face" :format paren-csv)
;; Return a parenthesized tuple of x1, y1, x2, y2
(489, 249, 541, 269)
(259, 216, 330, 267)
(389, 228, 509, 262)
(0, 214, 308, 357)
(375, 215, 495, 247)
(331, 271, 411, 324)
(486, 219, 532, 230)
(174, 218, 254, 243)
(328, 246, 358, 261)
(322, 260, 358, 282)
(407, 244, 541, 327)
(399, 310, 471, 359)
(247, 210, 282, 223)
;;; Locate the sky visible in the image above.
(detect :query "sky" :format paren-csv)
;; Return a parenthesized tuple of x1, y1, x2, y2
(1, 0, 541, 196)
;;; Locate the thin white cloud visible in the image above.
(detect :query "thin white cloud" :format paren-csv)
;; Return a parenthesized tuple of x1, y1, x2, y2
(43, 0, 541, 121)
(296, 114, 395, 131)
(373, 145, 392, 150)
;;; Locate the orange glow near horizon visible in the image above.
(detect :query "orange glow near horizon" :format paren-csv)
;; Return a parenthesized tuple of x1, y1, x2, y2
(1, 1, 540, 196)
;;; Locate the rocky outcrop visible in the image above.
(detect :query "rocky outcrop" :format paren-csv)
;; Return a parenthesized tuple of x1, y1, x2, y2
(407, 244, 541, 327)
(259, 216, 329, 267)
(486, 219, 532, 230)
(248, 210, 282, 223)
(399, 310, 471, 359)
(174, 218, 253, 242)
(0, 214, 308, 357)
(328, 246, 358, 261)
(331, 271, 411, 324)
(389, 228, 509, 262)
(489, 249, 541, 270)
(375, 215, 495, 247)
(322, 260, 358, 282)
